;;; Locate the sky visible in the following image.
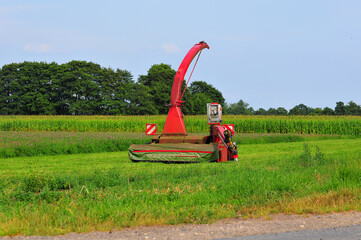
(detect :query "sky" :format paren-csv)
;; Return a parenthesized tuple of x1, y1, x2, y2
(1, 0, 361, 110)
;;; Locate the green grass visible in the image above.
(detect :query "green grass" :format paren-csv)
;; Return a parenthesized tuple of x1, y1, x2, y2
(0, 131, 151, 158)
(0, 138, 360, 236)
(1, 131, 354, 158)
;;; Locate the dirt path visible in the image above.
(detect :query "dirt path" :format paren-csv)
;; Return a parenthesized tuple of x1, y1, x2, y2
(2, 212, 361, 240)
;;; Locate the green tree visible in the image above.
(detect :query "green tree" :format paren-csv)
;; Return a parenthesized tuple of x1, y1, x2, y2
(276, 107, 288, 115)
(289, 106, 300, 115)
(188, 93, 212, 114)
(267, 108, 277, 115)
(335, 101, 346, 115)
(138, 64, 176, 114)
(188, 81, 225, 106)
(289, 104, 311, 115)
(127, 83, 158, 115)
(345, 101, 361, 115)
(254, 108, 267, 115)
(0, 62, 57, 115)
(57, 61, 134, 115)
(322, 107, 334, 115)
(226, 99, 253, 115)
(98, 67, 134, 115)
(312, 108, 323, 115)
(0, 61, 134, 115)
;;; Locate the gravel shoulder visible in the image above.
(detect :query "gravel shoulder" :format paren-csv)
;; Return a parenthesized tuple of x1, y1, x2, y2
(2, 211, 361, 240)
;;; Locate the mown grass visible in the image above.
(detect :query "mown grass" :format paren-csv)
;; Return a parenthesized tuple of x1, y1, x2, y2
(0, 138, 360, 236)
(0, 131, 354, 158)
(0, 131, 151, 158)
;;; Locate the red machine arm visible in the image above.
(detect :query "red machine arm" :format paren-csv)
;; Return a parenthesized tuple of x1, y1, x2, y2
(162, 41, 210, 136)
(170, 41, 210, 106)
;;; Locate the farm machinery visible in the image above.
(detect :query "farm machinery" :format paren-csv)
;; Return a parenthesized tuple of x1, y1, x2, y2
(128, 41, 238, 163)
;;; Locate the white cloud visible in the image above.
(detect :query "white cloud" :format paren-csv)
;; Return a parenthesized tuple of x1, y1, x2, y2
(23, 43, 51, 53)
(161, 43, 180, 54)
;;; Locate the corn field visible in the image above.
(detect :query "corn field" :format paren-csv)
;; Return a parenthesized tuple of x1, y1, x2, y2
(1, 115, 361, 135)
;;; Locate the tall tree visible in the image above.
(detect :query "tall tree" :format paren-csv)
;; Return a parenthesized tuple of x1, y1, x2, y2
(0, 61, 134, 115)
(254, 108, 267, 115)
(188, 81, 225, 106)
(126, 83, 158, 115)
(322, 107, 334, 115)
(289, 104, 311, 115)
(335, 101, 346, 115)
(276, 107, 288, 115)
(138, 64, 176, 114)
(267, 108, 277, 115)
(226, 99, 253, 115)
(312, 108, 323, 115)
(345, 101, 361, 115)
(0, 62, 57, 115)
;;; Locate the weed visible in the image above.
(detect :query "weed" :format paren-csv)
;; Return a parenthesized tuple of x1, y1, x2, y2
(297, 143, 326, 167)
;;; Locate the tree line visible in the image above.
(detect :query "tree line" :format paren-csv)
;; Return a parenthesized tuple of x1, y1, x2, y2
(0, 61, 224, 115)
(1, 61, 360, 115)
(226, 100, 361, 116)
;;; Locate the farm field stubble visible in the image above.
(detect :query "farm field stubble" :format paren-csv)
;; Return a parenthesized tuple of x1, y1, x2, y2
(0, 138, 360, 236)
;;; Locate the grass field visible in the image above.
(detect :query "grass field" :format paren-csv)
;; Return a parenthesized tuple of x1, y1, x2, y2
(0, 136, 360, 236)
(0, 115, 360, 236)
(0, 130, 353, 158)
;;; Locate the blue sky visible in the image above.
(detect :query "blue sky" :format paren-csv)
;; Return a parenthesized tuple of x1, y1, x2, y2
(1, 0, 360, 110)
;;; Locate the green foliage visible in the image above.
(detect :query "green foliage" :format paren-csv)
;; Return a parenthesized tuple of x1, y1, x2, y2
(345, 101, 361, 115)
(276, 107, 288, 115)
(186, 93, 212, 114)
(335, 101, 346, 115)
(297, 143, 326, 167)
(267, 108, 277, 115)
(0, 61, 134, 115)
(0, 138, 361, 236)
(138, 64, 176, 114)
(225, 99, 253, 115)
(323, 107, 335, 115)
(254, 108, 267, 115)
(127, 83, 158, 115)
(2, 61, 361, 116)
(188, 81, 225, 106)
(289, 104, 312, 115)
(1, 115, 361, 136)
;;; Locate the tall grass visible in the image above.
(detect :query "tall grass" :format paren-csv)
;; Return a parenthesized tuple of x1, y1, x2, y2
(1, 115, 361, 135)
(0, 140, 360, 235)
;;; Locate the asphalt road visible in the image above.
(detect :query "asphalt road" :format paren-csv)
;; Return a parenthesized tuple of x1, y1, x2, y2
(217, 224, 361, 240)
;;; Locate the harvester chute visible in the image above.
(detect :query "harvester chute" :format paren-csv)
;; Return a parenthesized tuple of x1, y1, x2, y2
(128, 41, 238, 163)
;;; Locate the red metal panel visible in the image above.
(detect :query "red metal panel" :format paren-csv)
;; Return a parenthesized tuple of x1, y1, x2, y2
(218, 145, 228, 162)
(145, 123, 157, 135)
(162, 106, 187, 135)
(222, 124, 235, 135)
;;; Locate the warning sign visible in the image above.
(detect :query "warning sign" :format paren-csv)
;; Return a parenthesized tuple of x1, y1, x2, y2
(222, 124, 235, 135)
(145, 123, 157, 135)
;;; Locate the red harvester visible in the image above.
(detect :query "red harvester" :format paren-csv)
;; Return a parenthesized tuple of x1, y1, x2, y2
(128, 41, 238, 163)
